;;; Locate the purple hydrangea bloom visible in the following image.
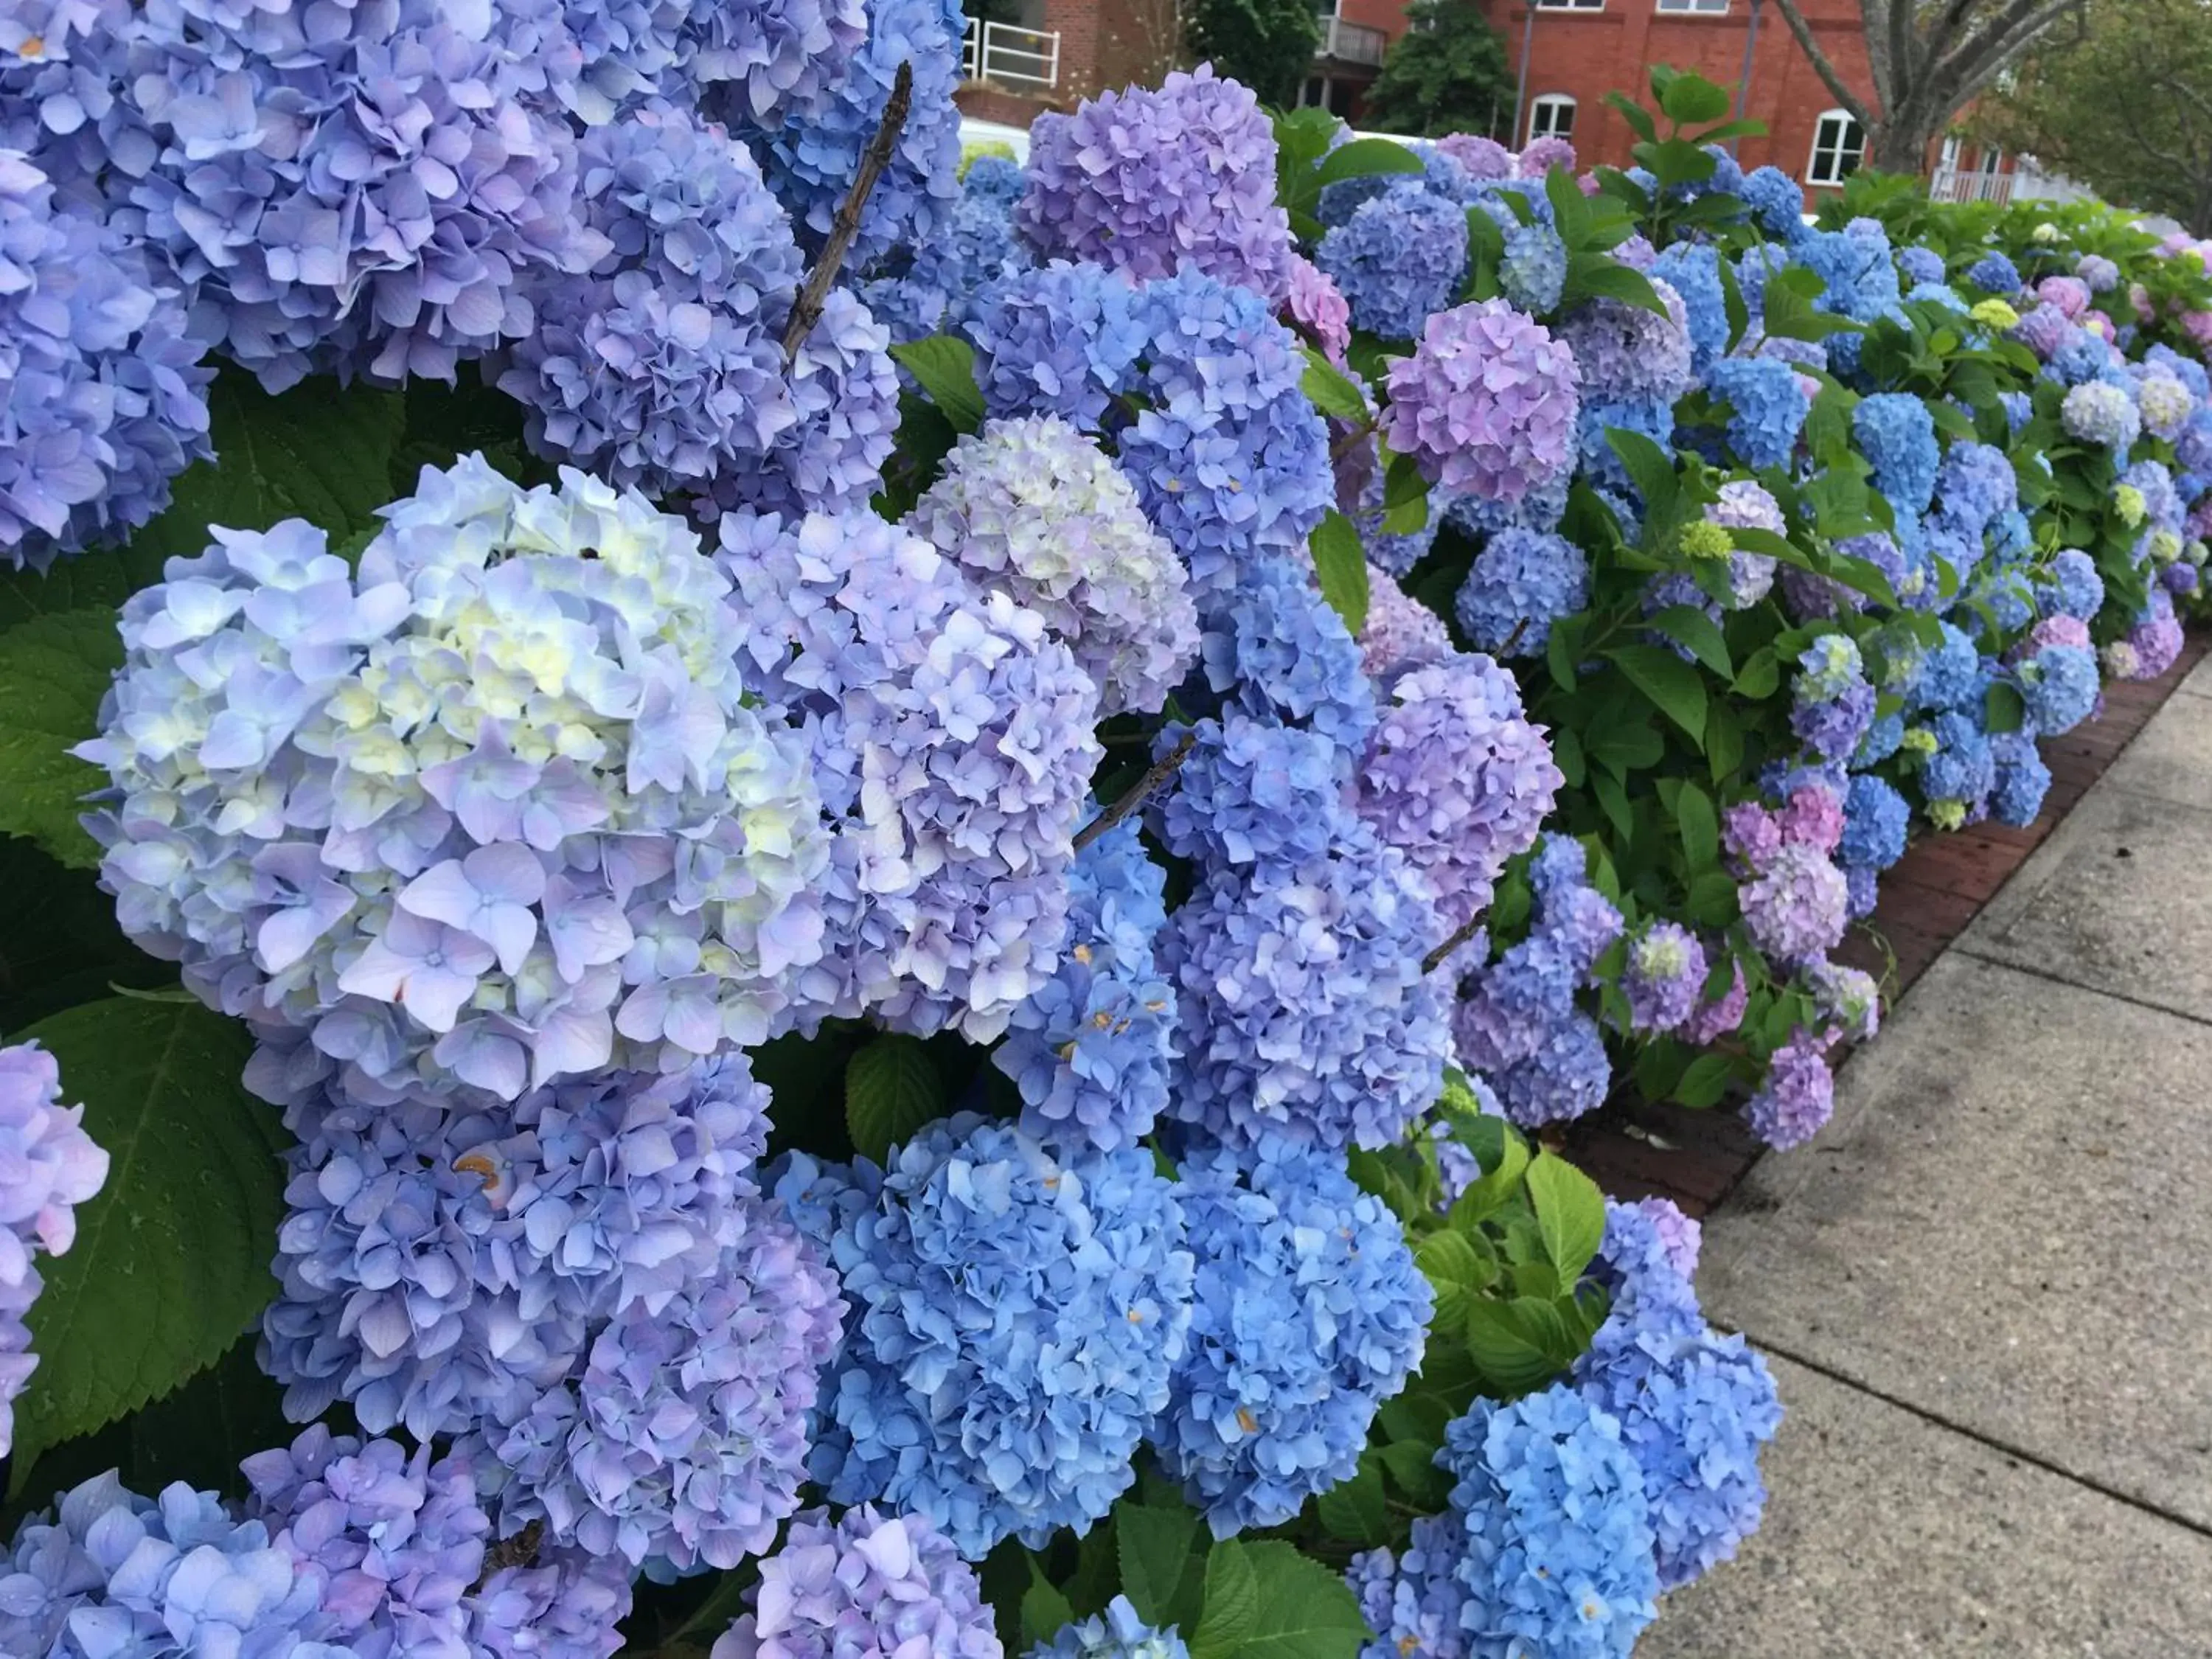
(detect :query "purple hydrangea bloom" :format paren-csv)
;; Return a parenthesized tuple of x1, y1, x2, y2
(993, 818, 1177, 1157)
(2077, 253, 2121, 293)
(260, 1055, 776, 1443)
(1453, 528, 1590, 658)
(1380, 299, 1581, 506)
(1437, 133, 1512, 180)
(1745, 1028, 1835, 1150)
(1161, 822, 1451, 1153)
(1018, 66, 1293, 301)
(1316, 184, 1468, 341)
(1354, 654, 1562, 935)
(790, 1119, 1194, 1557)
(1622, 922, 1708, 1036)
(709, 1506, 1000, 1659)
(718, 506, 1102, 1042)
(473, 1186, 844, 1571)
(1739, 844, 1848, 967)
(1632, 1196, 1703, 1283)
(1158, 1136, 1431, 1535)
(909, 414, 1199, 717)
(1286, 253, 1352, 361)
(1681, 956, 1748, 1046)
(1557, 282, 1694, 404)
(1516, 135, 1576, 177)
(0, 150, 212, 569)
(0, 1043, 107, 1459)
(82, 460, 831, 1103)
(1157, 714, 1350, 874)
(1806, 959, 1879, 1043)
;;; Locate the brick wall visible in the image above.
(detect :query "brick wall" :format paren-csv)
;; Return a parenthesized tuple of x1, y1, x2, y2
(1478, 0, 1880, 187)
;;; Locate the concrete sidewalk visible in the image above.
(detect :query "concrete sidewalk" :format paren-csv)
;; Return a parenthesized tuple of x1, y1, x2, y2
(1642, 660, 2212, 1659)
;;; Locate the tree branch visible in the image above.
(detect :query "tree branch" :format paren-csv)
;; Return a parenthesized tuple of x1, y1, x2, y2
(1932, 0, 2079, 98)
(1766, 0, 1876, 125)
(781, 60, 913, 363)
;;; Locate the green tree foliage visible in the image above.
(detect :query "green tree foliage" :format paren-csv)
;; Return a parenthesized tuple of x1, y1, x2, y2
(1360, 0, 1514, 140)
(1978, 0, 2212, 233)
(1185, 0, 1321, 109)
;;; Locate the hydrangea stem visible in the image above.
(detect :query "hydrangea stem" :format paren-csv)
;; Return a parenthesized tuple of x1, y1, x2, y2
(1074, 729, 1197, 851)
(782, 60, 914, 361)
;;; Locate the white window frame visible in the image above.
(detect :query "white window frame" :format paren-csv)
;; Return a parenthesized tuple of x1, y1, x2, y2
(1536, 0, 1603, 10)
(1655, 0, 1729, 11)
(1526, 94, 1576, 147)
(1806, 108, 1865, 187)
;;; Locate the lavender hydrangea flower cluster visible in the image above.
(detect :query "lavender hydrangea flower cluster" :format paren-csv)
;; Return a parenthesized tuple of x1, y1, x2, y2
(1156, 1136, 1431, 1534)
(0, 1044, 107, 1461)
(82, 460, 832, 1105)
(1316, 185, 1468, 340)
(1018, 66, 1293, 302)
(788, 1118, 1194, 1557)
(1380, 299, 1582, 508)
(909, 414, 1200, 716)
(710, 1506, 1001, 1659)
(718, 506, 1103, 1042)
(1621, 922, 1709, 1037)
(1726, 789, 1850, 967)
(1453, 528, 1590, 658)
(1032, 1596, 1188, 1659)
(0, 150, 212, 569)
(1354, 654, 1563, 934)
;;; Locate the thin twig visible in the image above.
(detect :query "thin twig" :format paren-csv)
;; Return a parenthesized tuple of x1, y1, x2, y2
(1422, 909, 1489, 976)
(1074, 730, 1197, 851)
(782, 60, 913, 362)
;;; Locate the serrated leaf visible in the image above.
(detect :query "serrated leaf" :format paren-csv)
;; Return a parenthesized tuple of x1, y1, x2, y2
(889, 335, 987, 433)
(1610, 644, 1708, 745)
(0, 609, 122, 869)
(1731, 644, 1780, 700)
(1659, 72, 1733, 125)
(1310, 510, 1371, 636)
(1606, 429, 1680, 518)
(844, 1034, 945, 1163)
(1192, 1536, 1261, 1659)
(1984, 679, 2027, 736)
(1524, 1152, 1606, 1284)
(10, 998, 288, 1487)
(1022, 1559, 1076, 1649)
(1298, 349, 1370, 421)
(1447, 1123, 1528, 1225)
(1375, 1439, 1452, 1507)
(1118, 1499, 1205, 1630)
(1463, 1298, 1571, 1397)
(1217, 1541, 1368, 1659)
(1313, 1458, 1390, 1548)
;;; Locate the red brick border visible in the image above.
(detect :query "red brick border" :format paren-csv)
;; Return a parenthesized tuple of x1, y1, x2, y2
(1559, 632, 2211, 1217)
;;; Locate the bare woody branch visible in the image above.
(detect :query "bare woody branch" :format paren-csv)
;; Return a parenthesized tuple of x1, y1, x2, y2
(1074, 729, 1198, 852)
(782, 60, 914, 362)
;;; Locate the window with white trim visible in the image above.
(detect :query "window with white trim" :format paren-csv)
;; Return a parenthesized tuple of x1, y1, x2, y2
(1536, 0, 1603, 10)
(1806, 108, 1865, 186)
(1656, 0, 1729, 11)
(1527, 94, 1576, 146)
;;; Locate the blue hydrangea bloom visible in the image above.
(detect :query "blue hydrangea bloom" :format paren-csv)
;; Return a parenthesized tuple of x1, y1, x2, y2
(1157, 1137, 1431, 1535)
(1922, 709, 1997, 818)
(1739, 166, 1804, 236)
(2038, 548, 2106, 619)
(1989, 729, 2052, 827)
(1914, 620, 1985, 712)
(1499, 222, 1569, 315)
(1032, 1596, 1191, 1659)
(1454, 529, 1590, 658)
(1897, 245, 1947, 286)
(1347, 1512, 1474, 1659)
(1841, 774, 1910, 870)
(793, 1117, 1195, 1558)
(1853, 392, 1940, 516)
(1196, 553, 1378, 755)
(1705, 356, 1809, 469)
(1316, 185, 1469, 341)
(994, 819, 1177, 1157)
(1966, 251, 2023, 293)
(1441, 1387, 1660, 1659)
(0, 150, 212, 569)
(1934, 441, 2018, 543)
(2019, 644, 2100, 734)
(1651, 243, 1727, 375)
(1577, 396, 1675, 495)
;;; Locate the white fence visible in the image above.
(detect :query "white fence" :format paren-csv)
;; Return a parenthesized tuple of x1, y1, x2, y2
(1928, 167, 2018, 207)
(961, 19, 1060, 88)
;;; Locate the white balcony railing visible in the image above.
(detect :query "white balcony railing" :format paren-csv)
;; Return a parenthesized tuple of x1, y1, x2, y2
(1928, 167, 2017, 206)
(1318, 16, 1387, 66)
(961, 19, 1060, 88)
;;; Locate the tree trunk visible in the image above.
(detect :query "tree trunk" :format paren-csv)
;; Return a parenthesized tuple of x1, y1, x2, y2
(1870, 119, 1931, 177)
